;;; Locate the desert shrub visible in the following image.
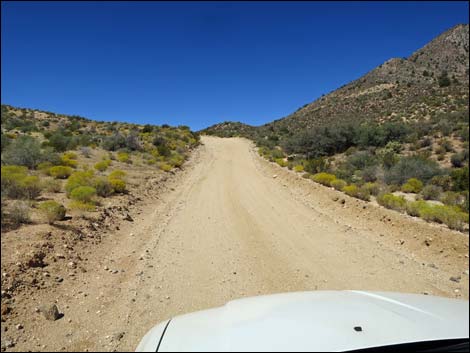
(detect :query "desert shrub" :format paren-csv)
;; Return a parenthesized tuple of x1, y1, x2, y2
(331, 179, 347, 191)
(94, 160, 111, 172)
(14, 176, 42, 200)
(93, 177, 114, 197)
(439, 191, 465, 208)
(401, 178, 424, 193)
(37, 161, 54, 174)
(169, 153, 185, 168)
(49, 166, 73, 179)
(69, 200, 96, 212)
(363, 182, 381, 196)
(42, 178, 62, 193)
(385, 156, 442, 185)
(450, 152, 467, 168)
(2, 135, 43, 168)
(108, 178, 126, 193)
(304, 157, 330, 174)
(346, 150, 378, 170)
(311, 173, 336, 187)
(80, 146, 92, 158)
(70, 186, 96, 203)
(406, 200, 431, 217)
(1, 165, 28, 197)
(293, 165, 304, 173)
(430, 175, 453, 191)
(159, 163, 173, 172)
(377, 193, 407, 212)
(9, 200, 31, 225)
(419, 204, 468, 230)
(420, 184, 442, 200)
(275, 158, 288, 167)
(117, 152, 130, 163)
(343, 184, 370, 201)
(439, 139, 454, 153)
(38, 200, 66, 224)
(108, 170, 126, 180)
(59, 153, 78, 168)
(450, 167, 469, 191)
(65, 170, 95, 196)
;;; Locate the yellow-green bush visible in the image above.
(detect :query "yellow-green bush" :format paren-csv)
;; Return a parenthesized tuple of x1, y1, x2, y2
(169, 153, 185, 168)
(363, 182, 381, 196)
(1, 167, 43, 199)
(38, 200, 66, 224)
(108, 178, 126, 193)
(70, 186, 96, 203)
(377, 193, 407, 211)
(94, 160, 111, 172)
(311, 173, 336, 187)
(8, 200, 31, 225)
(37, 161, 53, 174)
(406, 200, 431, 217)
(331, 179, 347, 191)
(49, 166, 73, 179)
(117, 152, 130, 163)
(293, 165, 304, 173)
(159, 163, 173, 172)
(401, 178, 424, 193)
(275, 158, 288, 167)
(343, 184, 371, 201)
(108, 170, 126, 180)
(418, 204, 468, 231)
(60, 153, 78, 168)
(69, 200, 95, 212)
(65, 170, 95, 196)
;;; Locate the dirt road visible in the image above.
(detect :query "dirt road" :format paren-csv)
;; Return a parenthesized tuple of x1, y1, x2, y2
(7, 136, 469, 352)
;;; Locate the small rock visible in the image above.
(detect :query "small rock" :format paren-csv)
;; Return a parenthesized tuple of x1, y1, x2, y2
(55, 277, 64, 283)
(67, 262, 77, 269)
(423, 291, 429, 295)
(123, 213, 134, 222)
(39, 304, 61, 321)
(112, 332, 125, 342)
(450, 276, 461, 283)
(104, 266, 109, 271)
(427, 263, 438, 269)
(424, 238, 433, 246)
(340, 199, 346, 205)
(464, 270, 469, 276)
(1, 304, 10, 315)
(272, 175, 277, 179)
(16, 324, 23, 330)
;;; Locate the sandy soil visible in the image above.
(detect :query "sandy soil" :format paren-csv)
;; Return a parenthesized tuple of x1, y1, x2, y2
(1, 136, 468, 352)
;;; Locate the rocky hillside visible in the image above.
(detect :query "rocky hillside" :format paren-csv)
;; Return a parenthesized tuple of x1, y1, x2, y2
(202, 24, 469, 138)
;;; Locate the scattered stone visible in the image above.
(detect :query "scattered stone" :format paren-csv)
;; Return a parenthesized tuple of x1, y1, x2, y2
(427, 263, 438, 269)
(1, 340, 15, 349)
(340, 199, 346, 205)
(112, 270, 119, 274)
(27, 251, 46, 268)
(424, 238, 433, 246)
(450, 276, 461, 283)
(16, 324, 23, 330)
(423, 291, 429, 295)
(272, 175, 277, 179)
(67, 262, 77, 269)
(464, 270, 469, 276)
(104, 266, 109, 271)
(112, 332, 125, 342)
(39, 304, 61, 321)
(123, 213, 134, 222)
(332, 196, 339, 202)
(55, 277, 64, 283)
(1, 304, 10, 315)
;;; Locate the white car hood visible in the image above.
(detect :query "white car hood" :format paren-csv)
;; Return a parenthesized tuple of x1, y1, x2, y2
(136, 290, 469, 352)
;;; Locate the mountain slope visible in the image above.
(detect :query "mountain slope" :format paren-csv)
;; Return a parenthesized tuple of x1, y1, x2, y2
(202, 24, 469, 138)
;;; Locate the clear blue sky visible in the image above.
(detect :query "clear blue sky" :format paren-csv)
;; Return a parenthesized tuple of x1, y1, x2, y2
(1, 1, 468, 130)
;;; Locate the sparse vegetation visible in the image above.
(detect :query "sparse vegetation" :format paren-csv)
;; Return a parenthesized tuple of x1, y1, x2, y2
(38, 200, 66, 224)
